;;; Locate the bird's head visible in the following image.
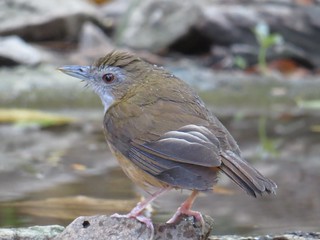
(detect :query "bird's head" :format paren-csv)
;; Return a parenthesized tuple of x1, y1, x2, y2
(59, 51, 151, 111)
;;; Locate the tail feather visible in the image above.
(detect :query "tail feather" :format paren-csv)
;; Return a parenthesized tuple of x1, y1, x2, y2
(219, 150, 277, 197)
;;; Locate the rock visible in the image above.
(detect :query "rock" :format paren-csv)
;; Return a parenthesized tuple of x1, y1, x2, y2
(0, 36, 42, 66)
(116, 0, 205, 52)
(198, 2, 320, 68)
(209, 232, 320, 240)
(98, 0, 130, 33)
(99, 0, 130, 19)
(54, 214, 214, 240)
(78, 22, 115, 52)
(99, 0, 320, 67)
(1, 222, 319, 240)
(0, 225, 64, 240)
(0, 0, 96, 41)
(200, 4, 258, 46)
(70, 21, 116, 65)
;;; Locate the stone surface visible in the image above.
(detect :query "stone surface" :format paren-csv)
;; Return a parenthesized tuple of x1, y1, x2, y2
(54, 214, 214, 240)
(209, 231, 320, 240)
(71, 21, 116, 65)
(28, 215, 318, 240)
(78, 22, 115, 53)
(198, 2, 320, 68)
(116, 0, 204, 51)
(0, 0, 96, 41)
(0, 225, 64, 240)
(104, 0, 320, 67)
(0, 221, 319, 240)
(0, 36, 42, 66)
(2, 0, 320, 69)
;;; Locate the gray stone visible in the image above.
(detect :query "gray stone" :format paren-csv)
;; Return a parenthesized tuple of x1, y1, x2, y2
(209, 232, 320, 240)
(0, 225, 64, 240)
(0, 0, 96, 41)
(116, 0, 204, 51)
(0, 36, 42, 66)
(71, 21, 116, 65)
(0, 222, 319, 240)
(79, 22, 114, 51)
(54, 214, 214, 240)
(99, 0, 130, 27)
(199, 3, 320, 68)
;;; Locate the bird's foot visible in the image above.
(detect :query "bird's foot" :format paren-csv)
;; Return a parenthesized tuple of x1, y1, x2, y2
(166, 207, 204, 225)
(111, 188, 171, 240)
(167, 207, 205, 234)
(166, 190, 205, 232)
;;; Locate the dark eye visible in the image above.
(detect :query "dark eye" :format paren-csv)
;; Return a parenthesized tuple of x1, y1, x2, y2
(102, 73, 115, 83)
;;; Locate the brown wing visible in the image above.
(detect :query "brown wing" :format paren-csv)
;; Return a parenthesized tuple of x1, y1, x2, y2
(104, 96, 222, 190)
(128, 124, 222, 190)
(132, 124, 221, 167)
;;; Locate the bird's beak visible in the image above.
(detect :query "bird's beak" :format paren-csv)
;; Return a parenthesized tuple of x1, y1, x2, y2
(58, 65, 92, 81)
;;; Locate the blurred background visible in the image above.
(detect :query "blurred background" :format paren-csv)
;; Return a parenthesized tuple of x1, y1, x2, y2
(0, 0, 320, 236)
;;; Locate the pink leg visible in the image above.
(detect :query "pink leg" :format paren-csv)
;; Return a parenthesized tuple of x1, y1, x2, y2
(167, 190, 204, 227)
(111, 187, 171, 231)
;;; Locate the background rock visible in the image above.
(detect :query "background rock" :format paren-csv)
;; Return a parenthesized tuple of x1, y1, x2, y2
(112, 0, 320, 69)
(197, 2, 320, 68)
(0, 36, 42, 66)
(0, 225, 64, 240)
(0, 0, 96, 41)
(116, 0, 205, 52)
(71, 22, 117, 65)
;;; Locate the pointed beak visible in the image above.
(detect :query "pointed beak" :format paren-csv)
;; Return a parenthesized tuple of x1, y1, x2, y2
(58, 65, 92, 80)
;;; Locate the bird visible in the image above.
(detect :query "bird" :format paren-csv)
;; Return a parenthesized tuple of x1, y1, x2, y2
(59, 50, 277, 232)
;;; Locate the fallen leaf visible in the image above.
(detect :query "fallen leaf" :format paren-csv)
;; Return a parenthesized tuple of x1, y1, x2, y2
(0, 108, 74, 127)
(71, 163, 87, 171)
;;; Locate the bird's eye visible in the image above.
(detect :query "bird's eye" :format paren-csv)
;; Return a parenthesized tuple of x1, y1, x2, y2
(102, 73, 115, 84)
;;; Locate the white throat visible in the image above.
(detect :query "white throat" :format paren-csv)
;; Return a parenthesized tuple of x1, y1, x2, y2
(101, 94, 115, 112)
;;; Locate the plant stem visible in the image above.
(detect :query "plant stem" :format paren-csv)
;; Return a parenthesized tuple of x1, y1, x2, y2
(258, 45, 267, 74)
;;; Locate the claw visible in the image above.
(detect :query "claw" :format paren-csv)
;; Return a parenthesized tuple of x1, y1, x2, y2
(166, 208, 204, 225)
(166, 190, 205, 233)
(110, 188, 171, 240)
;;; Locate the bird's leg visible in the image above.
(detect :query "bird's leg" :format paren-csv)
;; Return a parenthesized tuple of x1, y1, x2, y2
(111, 187, 171, 229)
(166, 190, 204, 226)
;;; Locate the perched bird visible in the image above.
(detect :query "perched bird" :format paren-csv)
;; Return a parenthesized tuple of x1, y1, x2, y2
(59, 51, 277, 231)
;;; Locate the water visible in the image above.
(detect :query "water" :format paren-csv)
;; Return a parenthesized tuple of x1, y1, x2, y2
(0, 111, 319, 235)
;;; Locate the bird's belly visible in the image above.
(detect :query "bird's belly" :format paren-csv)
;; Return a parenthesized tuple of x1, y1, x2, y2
(108, 143, 169, 191)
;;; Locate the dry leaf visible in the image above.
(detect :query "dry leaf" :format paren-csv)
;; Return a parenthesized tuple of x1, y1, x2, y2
(0, 108, 74, 127)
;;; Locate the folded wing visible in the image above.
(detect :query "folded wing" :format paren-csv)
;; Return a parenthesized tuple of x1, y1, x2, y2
(129, 125, 221, 191)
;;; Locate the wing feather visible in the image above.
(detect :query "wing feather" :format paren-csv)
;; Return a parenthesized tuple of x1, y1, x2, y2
(133, 124, 221, 168)
(129, 142, 219, 191)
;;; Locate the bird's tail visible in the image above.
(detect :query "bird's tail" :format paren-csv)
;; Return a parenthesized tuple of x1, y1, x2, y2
(219, 150, 277, 197)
